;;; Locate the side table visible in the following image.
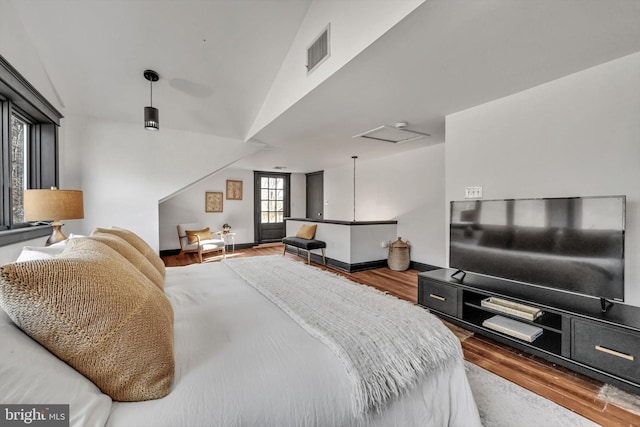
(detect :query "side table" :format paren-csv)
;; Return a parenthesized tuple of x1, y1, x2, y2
(215, 231, 236, 252)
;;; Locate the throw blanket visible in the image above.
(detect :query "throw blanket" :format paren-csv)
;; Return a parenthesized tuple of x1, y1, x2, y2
(224, 256, 463, 416)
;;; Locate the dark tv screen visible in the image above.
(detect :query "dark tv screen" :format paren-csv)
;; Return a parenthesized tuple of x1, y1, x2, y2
(449, 196, 625, 301)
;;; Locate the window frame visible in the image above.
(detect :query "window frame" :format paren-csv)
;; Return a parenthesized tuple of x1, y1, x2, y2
(0, 55, 63, 246)
(253, 171, 291, 244)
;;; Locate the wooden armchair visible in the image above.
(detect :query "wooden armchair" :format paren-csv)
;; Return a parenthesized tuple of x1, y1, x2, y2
(177, 223, 225, 263)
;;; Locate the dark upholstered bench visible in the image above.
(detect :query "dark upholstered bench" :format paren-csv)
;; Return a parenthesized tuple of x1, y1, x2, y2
(282, 237, 326, 265)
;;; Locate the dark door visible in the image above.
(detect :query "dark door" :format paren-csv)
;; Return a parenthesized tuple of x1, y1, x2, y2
(254, 172, 290, 244)
(306, 171, 324, 219)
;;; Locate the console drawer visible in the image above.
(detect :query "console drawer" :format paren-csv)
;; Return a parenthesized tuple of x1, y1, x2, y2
(572, 319, 640, 382)
(420, 280, 458, 317)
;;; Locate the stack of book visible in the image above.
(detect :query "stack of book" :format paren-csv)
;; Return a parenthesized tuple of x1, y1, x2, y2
(481, 297, 543, 321)
(482, 315, 544, 343)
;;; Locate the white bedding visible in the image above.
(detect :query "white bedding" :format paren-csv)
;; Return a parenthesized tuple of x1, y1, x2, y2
(106, 261, 481, 427)
(0, 255, 480, 427)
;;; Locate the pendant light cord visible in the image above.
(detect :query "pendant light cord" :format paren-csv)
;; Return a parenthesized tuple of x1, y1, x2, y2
(352, 155, 358, 221)
(149, 79, 153, 107)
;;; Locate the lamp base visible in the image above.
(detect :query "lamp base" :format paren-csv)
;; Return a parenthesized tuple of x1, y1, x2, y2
(45, 222, 67, 246)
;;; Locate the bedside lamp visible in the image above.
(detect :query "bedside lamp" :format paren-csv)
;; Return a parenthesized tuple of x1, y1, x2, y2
(24, 187, 84, 246)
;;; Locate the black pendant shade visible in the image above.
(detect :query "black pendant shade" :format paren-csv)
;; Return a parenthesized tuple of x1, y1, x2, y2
(144, 106, 159, 131)
(144, 70, 159, 131)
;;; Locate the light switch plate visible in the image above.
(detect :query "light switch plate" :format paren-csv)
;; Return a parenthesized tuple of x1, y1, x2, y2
(465, 186, 483, 199)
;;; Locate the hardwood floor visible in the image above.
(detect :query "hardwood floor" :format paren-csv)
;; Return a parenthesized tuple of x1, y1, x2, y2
(163, 245, 640, 426)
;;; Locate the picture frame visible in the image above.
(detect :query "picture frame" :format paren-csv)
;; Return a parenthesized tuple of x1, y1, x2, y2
(226, 180, 243, 200)
(205, 192, 223, 212)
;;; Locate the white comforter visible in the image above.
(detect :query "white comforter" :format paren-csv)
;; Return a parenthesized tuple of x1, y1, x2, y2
(106, 261, 480, 427)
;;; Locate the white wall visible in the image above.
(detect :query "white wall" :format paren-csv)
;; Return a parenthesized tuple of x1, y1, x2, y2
(0, 1, 60, 113)
(323, 144, 446, 267)
(285, 220, 396, 264)
(70, 117, 262, 251)
(159, 170, 307, 251)
(446, 52, 640, 306)
(0, 1, 80, 264)
(350, 224, 397, 264)
(158, 168, 253, 250)
(290, 173, 306, 218)
(249, 0, 424, 137)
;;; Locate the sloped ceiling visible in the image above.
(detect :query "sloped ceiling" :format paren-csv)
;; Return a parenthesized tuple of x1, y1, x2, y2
(12, 0, 640, 174)
(12, 0, 312, 139)
(241, 0, 640, 172)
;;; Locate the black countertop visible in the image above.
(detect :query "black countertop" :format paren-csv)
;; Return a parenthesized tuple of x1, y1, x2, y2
(285, 218, 397, 226)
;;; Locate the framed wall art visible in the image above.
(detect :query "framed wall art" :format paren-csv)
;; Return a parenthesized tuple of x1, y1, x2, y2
(226, 180, 243, 200)
(205, 192, 223, 212)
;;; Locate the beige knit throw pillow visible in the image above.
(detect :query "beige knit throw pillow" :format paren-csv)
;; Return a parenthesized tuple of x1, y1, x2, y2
(93, 227, 166, 278)
(90, 232, 164, 291)
(0, 238, 174, 401)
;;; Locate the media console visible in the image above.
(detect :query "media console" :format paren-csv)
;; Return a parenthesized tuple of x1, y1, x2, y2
(418, 268, 640, 395)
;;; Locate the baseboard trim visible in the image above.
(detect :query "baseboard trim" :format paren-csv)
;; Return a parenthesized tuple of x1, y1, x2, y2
(410, 261, 441, 272)
(284, 247, 387, 273)
(254, 242, 283, 248)
(160, 249, 181, 257)
(161, 242, 256, 258)
(165, 246, 441, 273)
(324, 257, 388, 273)
(234, 242, 258, 250)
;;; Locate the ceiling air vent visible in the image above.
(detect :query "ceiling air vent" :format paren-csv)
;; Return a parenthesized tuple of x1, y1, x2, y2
(353, 122, 430, 144)
(307, 24, 330, 74)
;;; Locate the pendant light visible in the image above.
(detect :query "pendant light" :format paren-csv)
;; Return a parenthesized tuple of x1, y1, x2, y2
(143, 70, 159, 131)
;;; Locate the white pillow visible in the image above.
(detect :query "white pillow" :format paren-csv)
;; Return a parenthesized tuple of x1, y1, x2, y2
(0, 309, 112, 426)
(16, 245, 66, 262)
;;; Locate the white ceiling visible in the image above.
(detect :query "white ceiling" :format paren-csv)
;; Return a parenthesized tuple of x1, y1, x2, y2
(12, 0, 312, 139)
(13, 0, 640, 174)
(242, 0, 640, 172)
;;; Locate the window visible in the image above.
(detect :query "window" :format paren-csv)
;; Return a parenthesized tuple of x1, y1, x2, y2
(10, 113, 29, 225)
(0, 55, 62, 245)
(260, 176, 285, 223)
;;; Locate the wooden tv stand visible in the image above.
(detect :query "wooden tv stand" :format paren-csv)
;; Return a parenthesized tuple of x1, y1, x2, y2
(418, 268, 640, 395)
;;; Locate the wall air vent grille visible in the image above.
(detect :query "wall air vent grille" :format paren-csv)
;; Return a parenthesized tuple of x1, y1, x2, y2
(307, 24, 330, 74)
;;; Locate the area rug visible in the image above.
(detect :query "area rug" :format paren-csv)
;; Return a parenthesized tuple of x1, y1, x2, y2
(465, 361, 598, 427)
(599, 383, 640, 416)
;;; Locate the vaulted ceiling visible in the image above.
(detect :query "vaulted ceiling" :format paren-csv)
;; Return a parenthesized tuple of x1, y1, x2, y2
(13, 0, 640, 173)
(12, 0, 311, 139)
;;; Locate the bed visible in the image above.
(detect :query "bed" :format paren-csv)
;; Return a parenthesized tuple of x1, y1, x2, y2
(0, 229, 481, 427)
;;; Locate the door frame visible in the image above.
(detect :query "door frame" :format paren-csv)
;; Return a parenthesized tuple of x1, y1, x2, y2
(253, 171, 291, 244)
(306, 170, 324, 220)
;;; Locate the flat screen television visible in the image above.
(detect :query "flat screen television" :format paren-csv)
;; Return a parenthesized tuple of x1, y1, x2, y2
(449, 196, 625, 302)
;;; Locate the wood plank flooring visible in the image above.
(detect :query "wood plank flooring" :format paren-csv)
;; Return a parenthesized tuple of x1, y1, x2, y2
(163, 245, 640, 426)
